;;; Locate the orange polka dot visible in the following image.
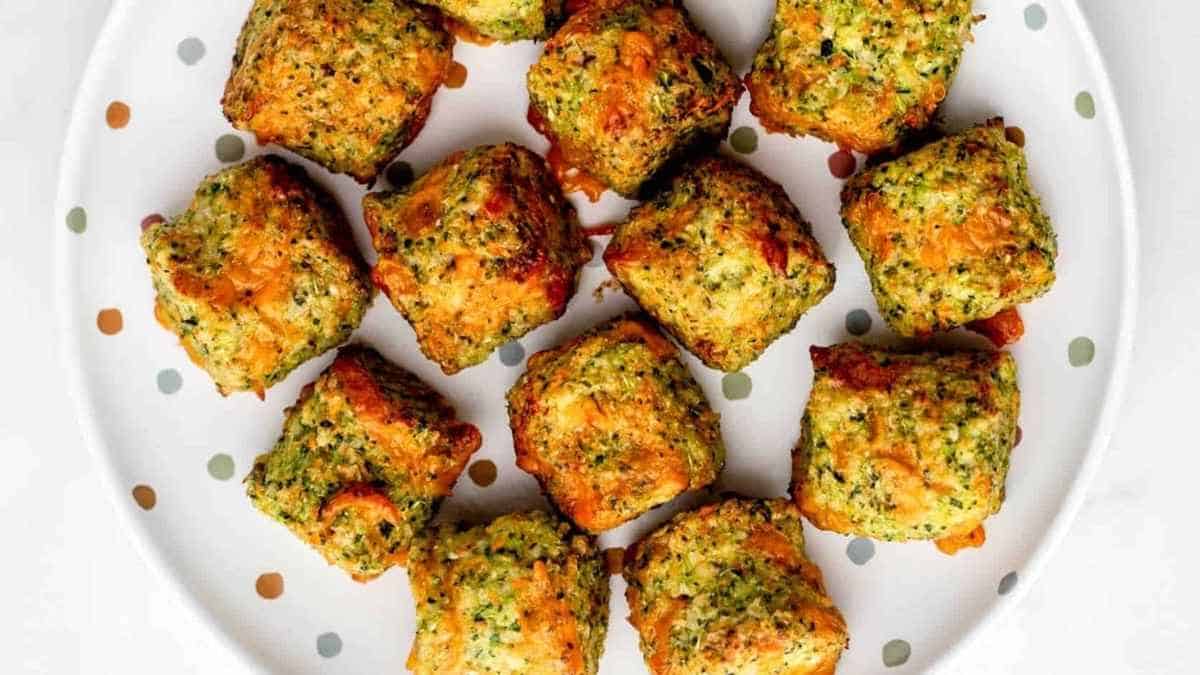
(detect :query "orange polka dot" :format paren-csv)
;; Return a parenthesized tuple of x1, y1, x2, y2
(445, 62, 468, 89)
(96, 308, 123, 335)
(132, 485, 156, 510)
(468, 459, 497, 487)
(106, 101, 131, 129)
(256, 572, 284, 599)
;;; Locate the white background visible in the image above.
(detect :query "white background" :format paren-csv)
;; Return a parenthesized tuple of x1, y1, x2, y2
(0, 1, 1195, 673)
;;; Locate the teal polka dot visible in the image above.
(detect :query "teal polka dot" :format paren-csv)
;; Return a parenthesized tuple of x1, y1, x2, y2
(1075, 91, 1096, 119)
(207, 453, 235, 481)
(66, 207, 87, 234)
(215, 134, 245, 163)
(882, 639, 911, 668)
(499, 342, 525, 367)
(722, 372, 752, 400)
(177, 37, 206, 65)
(1023, 4, 1047, 31)
(729, 127, 758, 154)
(845, 309, 872, 336)
(1068, 337, 1095, 367)
(846, 537, 875, 565)
(998, 571, 1019, 595)
(316, 632, 342, 658)
(157, 368, 183, 394)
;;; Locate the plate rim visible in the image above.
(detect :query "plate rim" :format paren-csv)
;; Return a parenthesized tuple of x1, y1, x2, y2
(52, 1, 1139, 672)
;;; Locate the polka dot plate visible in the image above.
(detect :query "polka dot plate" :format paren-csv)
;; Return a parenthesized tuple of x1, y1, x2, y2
(55, 1, 1136, 673)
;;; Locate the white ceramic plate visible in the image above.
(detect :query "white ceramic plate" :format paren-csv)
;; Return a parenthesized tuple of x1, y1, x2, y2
(55, 1, 1136, 672)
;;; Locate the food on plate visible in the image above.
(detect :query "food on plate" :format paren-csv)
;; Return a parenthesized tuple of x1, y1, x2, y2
(506, 313, 724, 532)
(840, 119, 1057, 337)
(792, 342, 1019, 554)
(140, 156, 370, 397)
(417, 0, 566, 42)
(406, 510, 609, 674)
(604, 154, 836, 372)
(222, 0, 453, 183)
(526, 0, 741, 199)
(362, 143, 590, 374)
(623, 497, 848, 674)
(245, 346, 481, 581)
(746, 0, 978, 153)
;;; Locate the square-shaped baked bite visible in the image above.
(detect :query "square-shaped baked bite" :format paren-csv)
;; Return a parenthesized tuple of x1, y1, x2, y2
(840, 120, 1057, 336)
(222, 0, 453, 184)
(245, 346, 481, 581)
(746, 0, 977, 153)
(624, 497, 848, 675)
(417, 0, 566, 42)
(363, 143, 591, 374)
(527, 0, 742, 198)
(792, 343, 1019, 554)
(507, 314, 724, 532)
(605, 155, 835, 372)
(406, 511, 609, 675)
(141, 156, 371, 397)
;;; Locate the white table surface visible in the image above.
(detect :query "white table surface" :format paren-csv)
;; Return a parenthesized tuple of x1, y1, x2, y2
(1, 1, 1195, 672)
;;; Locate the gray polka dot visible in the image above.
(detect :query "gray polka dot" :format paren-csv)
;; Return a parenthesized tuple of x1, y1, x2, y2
(207, 453, 235, 481)
(499, 342, 526, 367)
(729, 126, 758, 154)
(316, 632, 342, 658)
(386, 161, 414, 189)
(882, 639, 911, 668)
(215, 134, 245, 163)
(845, 309, 872, 336)
(1075, 91, 1096, 119)
(998, 571, 1019, 595)
(722, 372, 752, 400)
(846, 537, 875, 565)
(66, 206, 87, 234)
(177, 37, 206, 65)
(1068, 337, 1095, 367)
(1023, 4, 1047, 31)
(157, 368, 183, 395)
